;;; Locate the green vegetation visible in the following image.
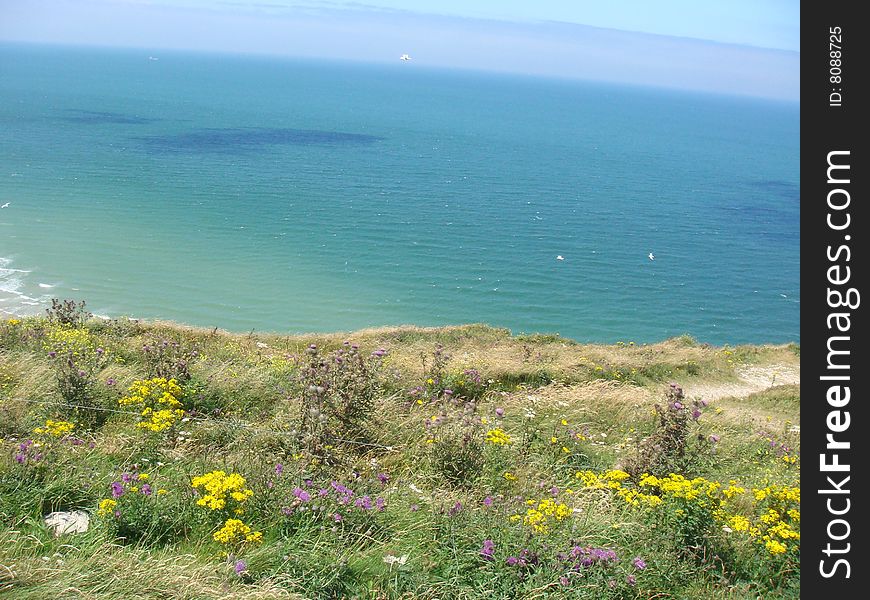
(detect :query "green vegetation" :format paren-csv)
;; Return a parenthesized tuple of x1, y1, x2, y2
(0, 310, 800, 599)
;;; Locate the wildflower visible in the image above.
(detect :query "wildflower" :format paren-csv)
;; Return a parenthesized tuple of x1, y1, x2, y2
(157, 489, 168, 495)
(482, 496, 493, 508)
(410, 504, 419, 512)
(377, 472, 390, 485)
(275, 463, 284, 476)
(503, 472, 517, 482)
(137, 473, 149, 481)
(34, 419, 76, 437)
(709, 434, 721, 443)
(559, 576, 570, 586)
(354, 495, 373, 511)
(97, 499, 117, 517)
(110, 482, 125, 498)
(632, 557, 646, 570)
(506, 556, 519, 567)
(484, 428, 511, 445)
(480, 539, 495, 561)
(449, 501, 462, 516)
(495, 407, 505, 417)
(213, 519, 263, 545)
(234, 560, 247, 575)
(192, 470, 254, 511)
(333, 512, 343, 522)
(627, 574, 637, 586)
(141, 484, 152, 496)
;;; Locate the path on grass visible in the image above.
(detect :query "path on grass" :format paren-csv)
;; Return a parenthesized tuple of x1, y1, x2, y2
(683, 363, 800, 402)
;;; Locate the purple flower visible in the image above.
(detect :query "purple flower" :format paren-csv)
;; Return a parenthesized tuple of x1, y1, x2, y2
(318, 488, 329, 498)
(480, 539, 495, 561)
(281, 507, 293, 516)
(78, 370, 87, 378)
(495, 407, 505, 417)
(410, 504, 419, 512)
(448, 501, 462, 516)
(141, 483, 152, 496)
(371, 348, 386, 358)
(376, 472, 390, 485)
(672, 401, 684, 410)
(559, 576, 570, 586)
(443, 389, 453, 396)
(627, 574, 637, 586)
(106, 377, 116, 387)
(692, 408, 702, 420)
(482, 496, 493, 508)
(293, 487, 311, 502)
(632, 557, 647, 570)
(234, 560, 247, 575)
(274, 463, 284, 476)
(111, 482, 125, 498)
(121, 473, 133, 484)
(506, 556, 519, 567)
(354, 495, 373, 511)
(96, 347, 104, 355)
(13, 453, 25, 464)
(550, 486, 559, 497)
(333, 512, 343, 522)
(709, 434, 721, 443)
(375, 497, 386, 512)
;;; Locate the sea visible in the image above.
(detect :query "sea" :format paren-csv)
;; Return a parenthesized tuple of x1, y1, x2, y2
(0, 43, 799, 344)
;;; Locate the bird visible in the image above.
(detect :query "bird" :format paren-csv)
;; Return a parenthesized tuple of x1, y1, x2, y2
(556, 255, 565, 261)
(648, 252, 655, 261)
(0, 202, 9, 209)
(400, 54, 411, 61)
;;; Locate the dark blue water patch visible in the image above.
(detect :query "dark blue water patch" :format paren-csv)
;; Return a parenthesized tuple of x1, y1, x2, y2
(61, 110, 159, 125)
(135, 127, 384, 153)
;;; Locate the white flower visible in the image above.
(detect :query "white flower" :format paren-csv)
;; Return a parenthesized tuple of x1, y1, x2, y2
(383, 554, 408, 566)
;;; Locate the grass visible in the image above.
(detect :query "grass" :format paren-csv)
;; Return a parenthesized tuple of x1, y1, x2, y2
(0, 315, 800, 599)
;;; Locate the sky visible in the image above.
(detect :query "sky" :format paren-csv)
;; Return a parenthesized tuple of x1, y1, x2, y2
(0, 0, 800, 100)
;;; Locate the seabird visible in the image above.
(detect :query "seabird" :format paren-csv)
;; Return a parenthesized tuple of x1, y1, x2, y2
(400, 54, 411, 61)
(556, 255, 565, 261)
(648, 252, 655, 261)
(0, 202, 9, 208)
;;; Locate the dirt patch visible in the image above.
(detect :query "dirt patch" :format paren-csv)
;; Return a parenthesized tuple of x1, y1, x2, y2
(683, 364, 800, 403)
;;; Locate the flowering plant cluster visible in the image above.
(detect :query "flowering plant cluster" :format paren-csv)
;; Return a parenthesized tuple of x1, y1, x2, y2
(118, 377, 185, 432)
(575, 469, 801, 560)
(191, 470, 254, 513)
(213, 518, 263, 546)
(34, 419, 76, 438)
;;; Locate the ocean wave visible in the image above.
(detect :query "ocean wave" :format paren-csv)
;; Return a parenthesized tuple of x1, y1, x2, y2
(0, 256, 53, 316)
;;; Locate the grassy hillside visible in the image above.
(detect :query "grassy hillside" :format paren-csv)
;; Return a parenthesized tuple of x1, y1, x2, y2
(0, 308, 800, 599)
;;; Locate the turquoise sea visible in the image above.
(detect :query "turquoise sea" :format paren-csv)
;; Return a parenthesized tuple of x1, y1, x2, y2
(0, 43, 799, 344)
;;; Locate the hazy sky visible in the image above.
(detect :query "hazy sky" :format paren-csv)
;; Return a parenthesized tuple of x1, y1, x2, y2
(0, 0, 800, 100)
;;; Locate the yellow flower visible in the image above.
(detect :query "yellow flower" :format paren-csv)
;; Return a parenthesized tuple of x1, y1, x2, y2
(97, 499, 117, 517)
(503, 471, 517, 482)
(484, 428, 511, 446)
(137, 473, 150, 481)
(213, 518, 262, 545)
(34, 419, 76, 437)
(765, 539, 787, 555)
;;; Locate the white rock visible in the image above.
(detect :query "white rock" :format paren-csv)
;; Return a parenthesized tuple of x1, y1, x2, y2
(44, 510, 90, 536)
